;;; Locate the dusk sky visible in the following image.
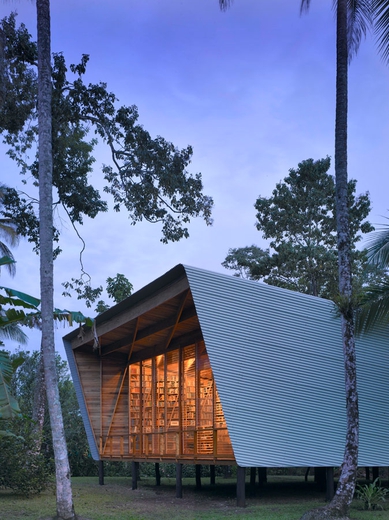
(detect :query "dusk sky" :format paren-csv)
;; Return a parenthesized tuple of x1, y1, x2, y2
(1, 0, 389, 356)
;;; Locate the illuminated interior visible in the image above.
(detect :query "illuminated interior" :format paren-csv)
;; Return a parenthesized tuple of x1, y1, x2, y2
(101, 342, 234, 461)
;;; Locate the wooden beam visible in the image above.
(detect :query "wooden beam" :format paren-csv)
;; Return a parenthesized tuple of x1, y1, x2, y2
(101, 306, 197, 357)
(128, 330, 203, 364)
(71, 277, 190, 350)
(163, 290, 190, 350)
(127, 316, 139, 363)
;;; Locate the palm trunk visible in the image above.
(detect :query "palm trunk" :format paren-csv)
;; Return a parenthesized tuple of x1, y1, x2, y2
(301, 2, 358, 519)
(37, 0, 75, 518)
(329, 0, 359, 514)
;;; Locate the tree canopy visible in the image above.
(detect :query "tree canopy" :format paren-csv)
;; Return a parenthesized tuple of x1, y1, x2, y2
(0, 13, 213, 253)
(222, 157, 374, 299)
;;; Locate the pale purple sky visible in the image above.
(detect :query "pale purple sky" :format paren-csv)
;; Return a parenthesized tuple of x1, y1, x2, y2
(1, 0, 389, 355)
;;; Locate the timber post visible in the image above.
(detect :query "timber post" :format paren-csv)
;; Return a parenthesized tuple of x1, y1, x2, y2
(155, 463, 161, 486)
(258, 467, 267, 486)
(131, 461, 139, 490)
(325, 467, 335, 501)
(210, 465, 215, 485)
(195, 464, 202, 489)
(236, 466, 246, 507)
(176, 463, 183, 498)
(98, 460, 104, 486)
(250, 467, 256, 488)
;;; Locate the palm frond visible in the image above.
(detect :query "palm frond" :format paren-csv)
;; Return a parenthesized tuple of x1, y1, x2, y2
(0, 220, 18, 247)
(364, 220, 389, 266)
(347, 0, 373, 60)
(0, 349, 21, 419)
(300, 0, 312, 13)
(0, 323, 28, 344)
(373, 0, 389, 63)
(0, 247, 16, 277)
(355, 280, 389, 333)
(219, 0, 233, 11)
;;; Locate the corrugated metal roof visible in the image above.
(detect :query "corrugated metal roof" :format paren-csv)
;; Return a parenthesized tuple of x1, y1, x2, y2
(182, 265, 389, 467)
(64, 264, 389, 467)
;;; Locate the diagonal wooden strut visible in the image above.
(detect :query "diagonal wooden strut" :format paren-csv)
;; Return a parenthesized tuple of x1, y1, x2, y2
(103, 365, 129, 454)
(164, 290, 190, 350)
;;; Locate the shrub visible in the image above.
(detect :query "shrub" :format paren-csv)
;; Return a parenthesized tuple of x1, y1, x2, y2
(356, 478, 388, 510)
(0, 428, 53, 496)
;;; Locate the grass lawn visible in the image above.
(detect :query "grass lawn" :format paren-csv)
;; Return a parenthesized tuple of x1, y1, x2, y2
(1, 476, 389, 520)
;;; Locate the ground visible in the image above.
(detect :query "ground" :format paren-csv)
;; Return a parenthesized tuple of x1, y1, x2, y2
(2, 475, 389, 520)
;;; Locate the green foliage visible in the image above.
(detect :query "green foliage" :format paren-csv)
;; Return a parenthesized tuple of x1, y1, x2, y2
(0, 13, 213, 253)
(0, 349, 22, 422)
(0, 280, 93, 332)
(106, 274, 133, 303)
(223, 157, 374, 300)
(0, 184, 18, 277)
(0, 427, 53, 496)
(10, 350, 98, 479)
(356, 478, 388, 510)
(63, 272, 133, 313)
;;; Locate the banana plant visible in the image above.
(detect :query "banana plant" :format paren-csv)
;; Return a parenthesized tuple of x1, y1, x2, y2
(0, 349, 24, 438)
(0, 255, 92, 438)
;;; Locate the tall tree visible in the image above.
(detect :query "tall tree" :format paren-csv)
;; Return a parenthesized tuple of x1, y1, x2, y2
(219, 1, 389, 517)
(222, 157, 374, 300)
(37, 0, 75, 518)
(0, 14, 213, 256)
(0, 12, 213, 520)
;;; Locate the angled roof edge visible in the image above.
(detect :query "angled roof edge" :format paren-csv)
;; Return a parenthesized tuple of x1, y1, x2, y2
(63, 264, 187, 343)
(63, 337, 100, 461)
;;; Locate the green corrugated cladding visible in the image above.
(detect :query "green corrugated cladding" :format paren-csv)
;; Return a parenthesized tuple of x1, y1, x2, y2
(182, 265, 389, 468)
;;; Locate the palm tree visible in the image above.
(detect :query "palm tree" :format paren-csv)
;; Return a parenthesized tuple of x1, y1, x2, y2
(36, 0, 76, 518)
(356, 220, 389, 333)
(0, 184, 18, 278)
(218, 1, 389, 517)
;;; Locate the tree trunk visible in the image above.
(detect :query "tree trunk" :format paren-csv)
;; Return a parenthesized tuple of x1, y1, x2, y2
(330, 0, 359, 513)
(37, 1, 75, 518)
(31, 350, 46, 453)
(301, 1, 359, 518)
